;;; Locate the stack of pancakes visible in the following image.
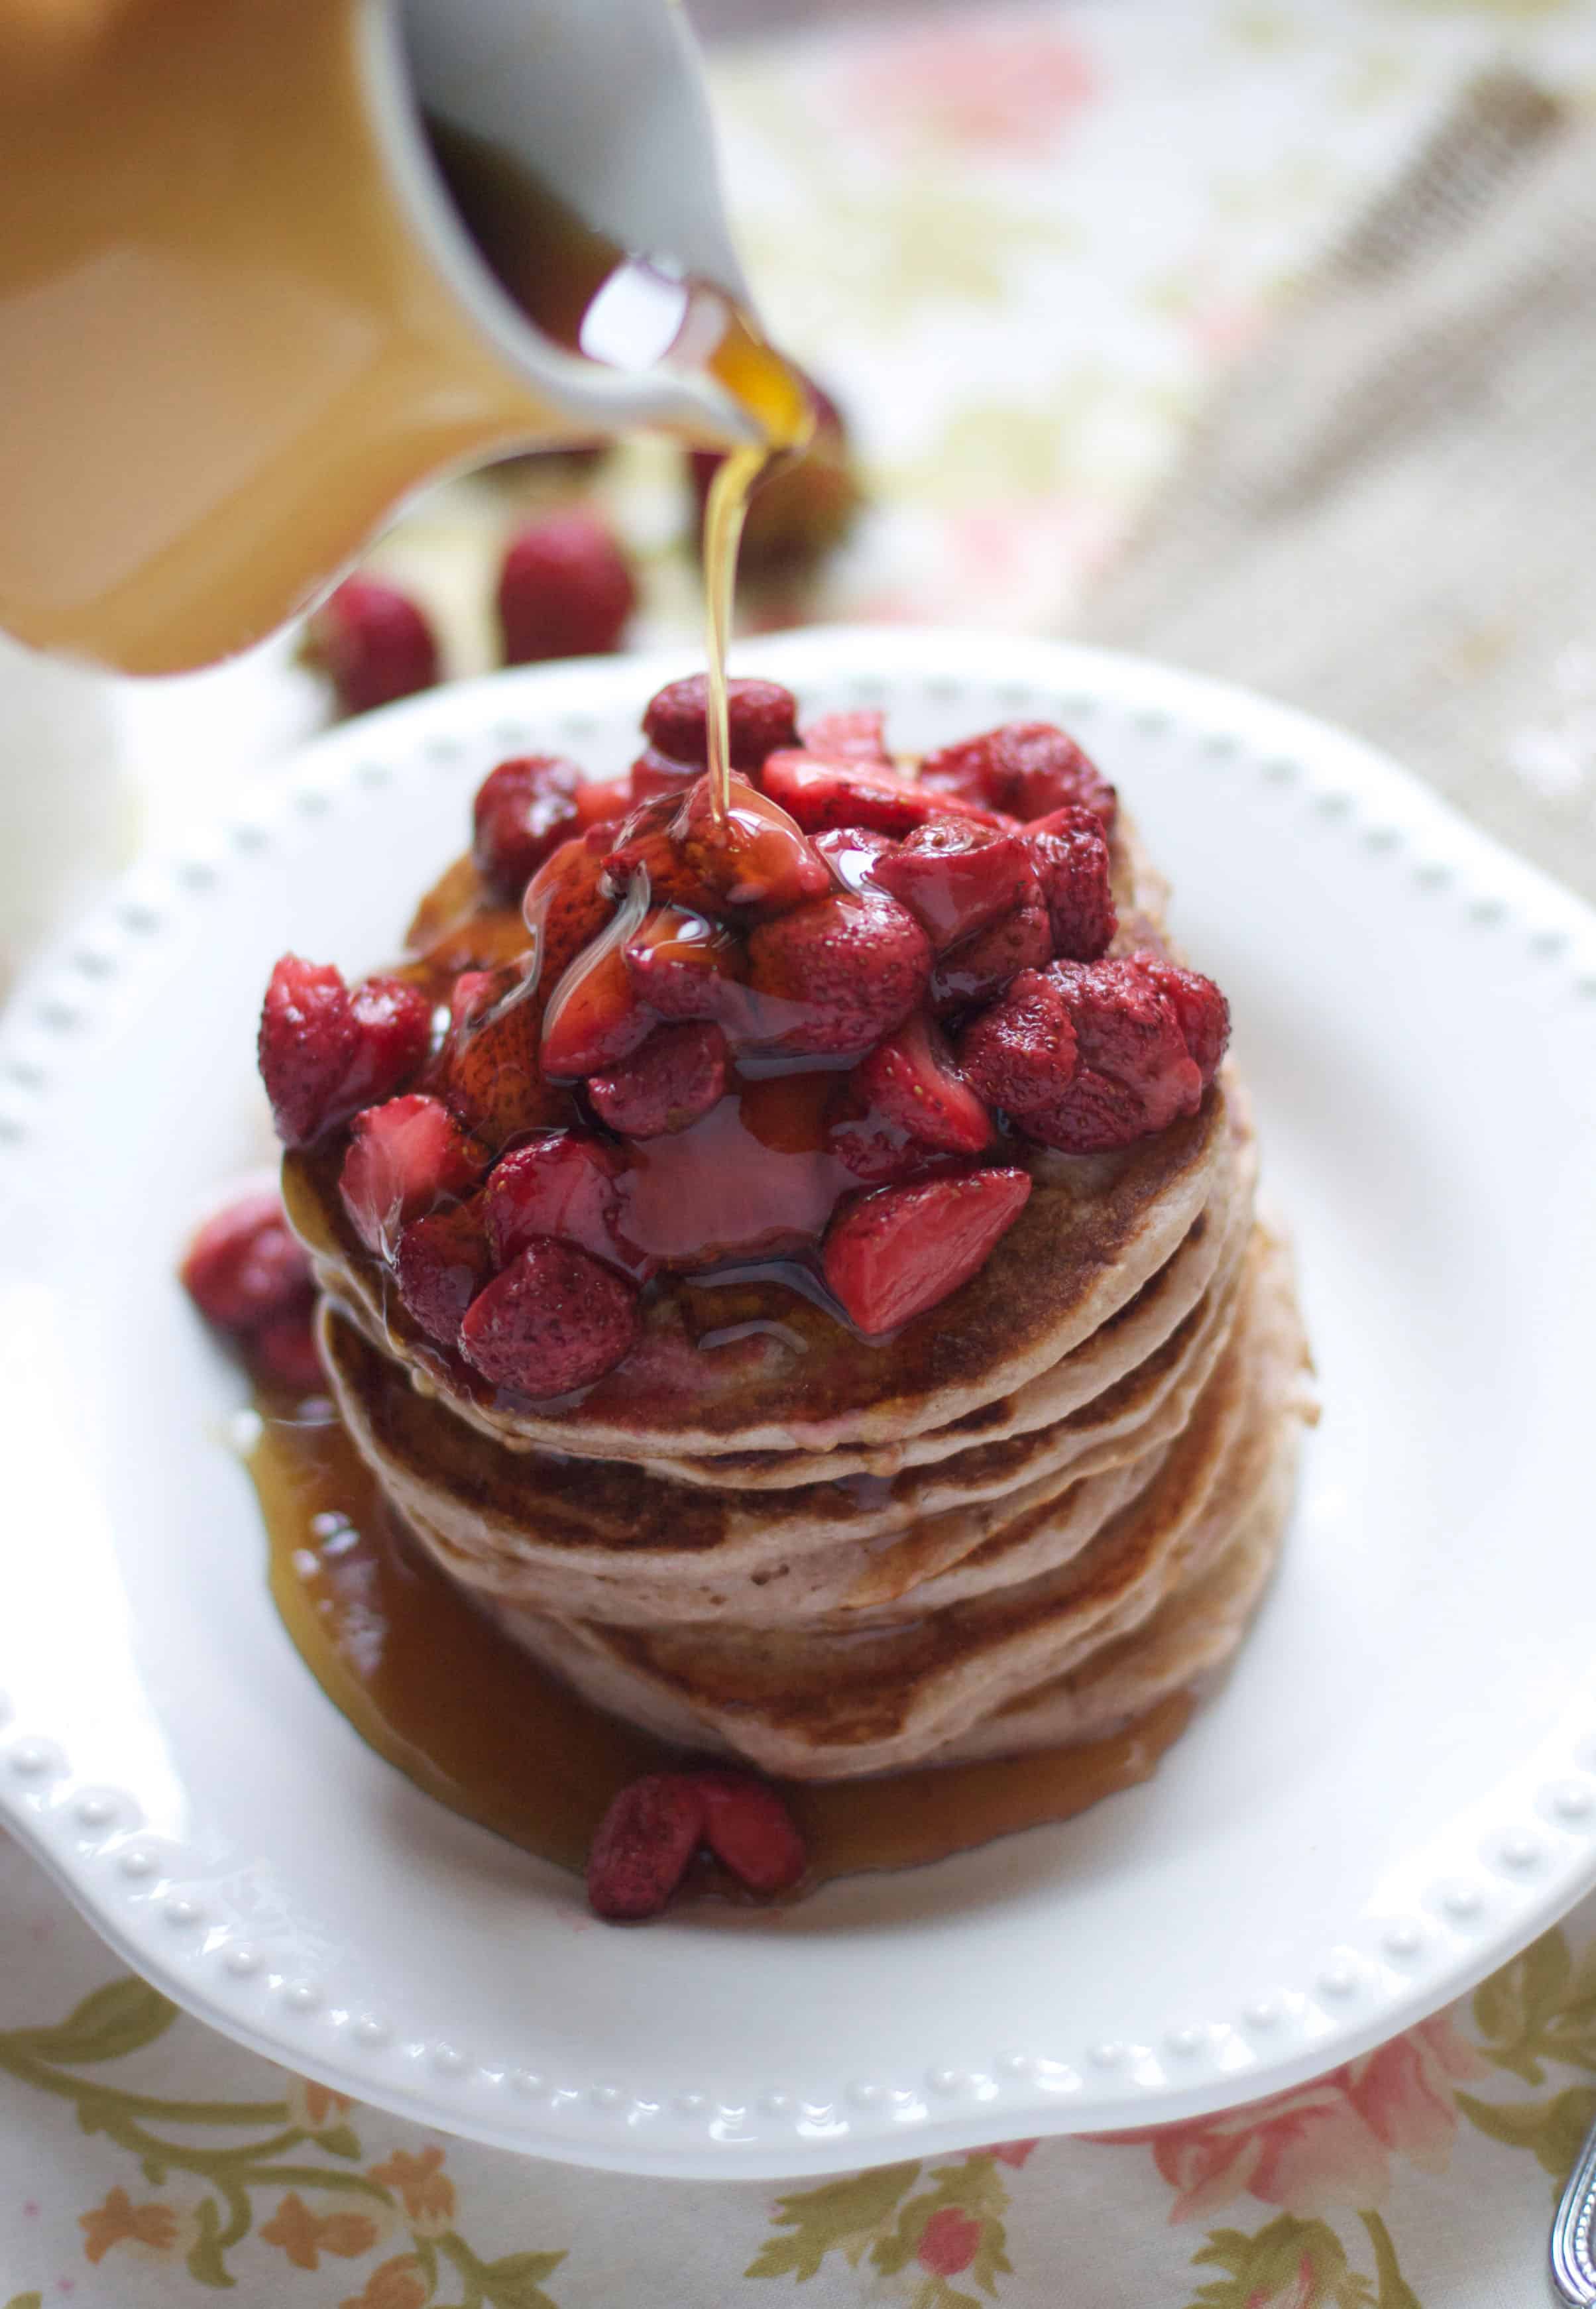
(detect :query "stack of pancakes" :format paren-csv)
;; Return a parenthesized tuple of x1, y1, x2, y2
(284, 819, 1313, 1782)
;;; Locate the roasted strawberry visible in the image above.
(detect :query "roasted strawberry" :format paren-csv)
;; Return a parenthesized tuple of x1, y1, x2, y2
(823, 1168, 1032, 1333)
(957, 970, 1079, 1115)
(180, 1190, 315, 1335)
(869, 820, 1034, 950)
(496, 509, 636, 663)
(927, 894, 1052, 1015)
(481, 1131, 650, 1277)
(522, 828, 616, 991)
(745, 887, 931, 1056)
(802, 708, 890, 763)
(761, 750, 1008, 839)
(443, 966, 557, 1147)
(642, 675, 799, 770)
(304, 577, 438, 716)
(920, 722, 1116, 827)
(622, 905, 748, 1023)
(693, 1771, 806, 1893)
(571, 775, 633, 830)
(588, 1021, 728, 1138)
(617, 1072, 836, 1268)
(587, 1774, 706, 1921)
(1141, 958, 1231, 1084)
(606, 776, 830, 921)
(810, 824, 896, 895)
(459, 1237, 638, 1394)
(339, 1094, 484, 1255)
(850, 1013, 992, 1154)
(826, 1087, 938, 1186)
(393, 1200, 493, 1345)
(628, 744, 701, 805)
(258, 956, 358, 1147)
(258, 956, 429, 1148)
(472, 754, 585, 902)
(1025, 805, 1115, 960)
(541, 935, 655, 1078)
(1020, 958, 1202, 1153)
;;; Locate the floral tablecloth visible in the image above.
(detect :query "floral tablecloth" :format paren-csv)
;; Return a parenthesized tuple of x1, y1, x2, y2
(8, 2, 1596, 2302)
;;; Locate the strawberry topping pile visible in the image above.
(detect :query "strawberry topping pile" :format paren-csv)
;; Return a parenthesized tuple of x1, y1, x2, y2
(249, 677, 1229, 1401)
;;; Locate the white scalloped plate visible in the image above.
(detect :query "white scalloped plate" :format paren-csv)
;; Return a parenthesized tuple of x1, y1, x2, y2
(3, 627, 1596, 2179)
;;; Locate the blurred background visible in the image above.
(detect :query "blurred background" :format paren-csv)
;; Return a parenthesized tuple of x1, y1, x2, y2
(9, 0, 1596, 974)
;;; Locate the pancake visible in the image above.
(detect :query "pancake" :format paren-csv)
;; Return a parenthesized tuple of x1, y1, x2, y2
(289, 1066, 1237, 1461)
(481, 1227, 1310, 1776)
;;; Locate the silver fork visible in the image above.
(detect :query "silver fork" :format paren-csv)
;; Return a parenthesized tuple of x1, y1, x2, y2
(1551, 2117, 1596, 2302)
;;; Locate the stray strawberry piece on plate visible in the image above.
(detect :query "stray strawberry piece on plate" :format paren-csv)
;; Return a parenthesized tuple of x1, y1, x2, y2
(850, 1013, 992, 1154)
(339, 1094, 484, 1256)
(587, 1774, 707, 1922)
(920, 722, 1116, 828)
(304, 577, 437, 716)
(693, 1772, 807, 1894)
(393, 1201, 493, 1345)
(496, 508, 636, 663)
(588, 1021, 728, 1138)
(459, 1237, 639, 1396)
(472, 755, 585, 903)
(823, 1168, 1032, 1334)
(746, 887, 931, 1057)
(180, 1190, 314, 1335)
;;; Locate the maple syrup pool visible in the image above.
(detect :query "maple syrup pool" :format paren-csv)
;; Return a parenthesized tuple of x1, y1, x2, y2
(250, 1390, 1191, 1895)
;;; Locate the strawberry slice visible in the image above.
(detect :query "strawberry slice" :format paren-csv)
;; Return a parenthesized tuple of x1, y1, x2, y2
(338, 1095, 485, 1255)
(443, 966, 559, 1147)
(541, 930, 656, 1078)
(258, 956, 430, 1147)
(869, 820, 1034, 950)
(745, 887, 931, 1057)
(693, 1772, 806, 1893)
(472, 754, 585, 902)
(588, 1021, 728, 1138)
(622, 905, 748, 1023)
(928, 893, 1052, 1015)
(920, 722, 1117, 828)
(850, 1013, 992, 1154)
(802, 708, 890, 764)
(761, 750, 1010, 838)
(180, 1190, 314, 1335)
(629, 744, 700, 805)
(1024, 805, 1115, 960)
(522, 828, 616, 993)
(481, 1130, 651, 1278)
(459, 1237, 638, 1396)
(810, 825, 896, 894)
(823, 1168, 1032, 1333)
(642, 674, 799, 769)
(393, 1200, 493, 1345)
(957, 969, 1079, 1115)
